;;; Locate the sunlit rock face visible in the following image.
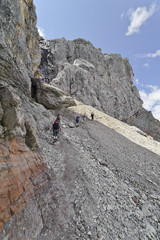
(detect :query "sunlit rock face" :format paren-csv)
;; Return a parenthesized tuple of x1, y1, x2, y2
(0, 0, 40, 93)
(39, 38, 142, 120)
(39, 38, 160, 141)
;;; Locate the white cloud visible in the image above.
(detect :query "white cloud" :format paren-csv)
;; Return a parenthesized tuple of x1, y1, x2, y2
(139, 86, 160, 120)
(38, 27, 45, 38)
(126, 4, 156, 36)
(135, 49, 160, 60)
(146, 49, 160, 58)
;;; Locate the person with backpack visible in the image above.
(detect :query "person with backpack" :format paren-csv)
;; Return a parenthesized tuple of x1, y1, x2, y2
(52, 119, 61, 141)
(76, 115, 80, 127)
(91, 112, 94, 121)
(83, 114, 86, 122)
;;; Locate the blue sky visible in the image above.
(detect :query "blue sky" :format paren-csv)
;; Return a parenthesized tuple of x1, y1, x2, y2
(34, 0, 160, 120)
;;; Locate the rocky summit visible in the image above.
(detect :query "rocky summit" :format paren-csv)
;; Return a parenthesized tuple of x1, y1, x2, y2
(0, 0, 160, 240)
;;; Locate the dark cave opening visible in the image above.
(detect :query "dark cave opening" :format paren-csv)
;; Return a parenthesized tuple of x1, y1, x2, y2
(31, 78, 38, 100)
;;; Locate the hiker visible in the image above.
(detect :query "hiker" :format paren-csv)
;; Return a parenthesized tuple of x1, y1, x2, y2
(76, 115, 80, 127)
(91, 112, 94, 121)
(52, 119, 61, 141)
(83, 114, 86, 122)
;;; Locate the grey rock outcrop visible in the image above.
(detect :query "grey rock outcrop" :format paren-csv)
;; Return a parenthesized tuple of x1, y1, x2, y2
(39, 38, 142, 119)
(0, 0, 42, 145)
(31, 78, 76, 109)
(0, 86, 26, 138)
(0, 0, 40, 93)
(126, 108, 160, 140)
(0, 0, 44, 231)
(39, 38, 160, 141)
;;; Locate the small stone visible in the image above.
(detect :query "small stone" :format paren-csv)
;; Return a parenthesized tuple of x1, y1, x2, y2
(68, 123, 75, 128)
(132, 196, 139, 204)
(107, 205, 113, 211)
(142, 205, 152, 217)
(141, 194, 147, 201)
(134, 210, 144, 221)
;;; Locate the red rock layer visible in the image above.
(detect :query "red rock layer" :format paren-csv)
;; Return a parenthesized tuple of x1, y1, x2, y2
(0, 137, 46, 231)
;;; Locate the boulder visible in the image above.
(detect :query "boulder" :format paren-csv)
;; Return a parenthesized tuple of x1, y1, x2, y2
(25, 119, 39, 150)
(32, 78, 76, 109)
(0, 86, 26, 137)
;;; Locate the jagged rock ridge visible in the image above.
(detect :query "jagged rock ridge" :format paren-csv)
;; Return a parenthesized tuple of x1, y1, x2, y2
(39, 38, 160, 141)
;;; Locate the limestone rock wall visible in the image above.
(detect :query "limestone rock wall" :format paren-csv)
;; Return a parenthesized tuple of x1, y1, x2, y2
(0, 77, 46, 233)
(0, 0, 44, 232)
(0, 0, 40, 93)
(39, 38, 142, 121)
(39, 38, 160, 141)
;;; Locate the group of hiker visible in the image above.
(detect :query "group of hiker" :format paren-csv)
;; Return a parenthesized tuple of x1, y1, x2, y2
(52, 112, 94, 142)
(76, 112, 94, 127)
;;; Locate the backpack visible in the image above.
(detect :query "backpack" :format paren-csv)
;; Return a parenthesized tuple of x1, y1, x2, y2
(76, 116, 80, 121)
(53, 122, 59, 129)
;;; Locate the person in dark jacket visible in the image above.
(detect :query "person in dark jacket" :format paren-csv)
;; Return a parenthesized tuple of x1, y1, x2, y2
(52, 120, 60, 141)
(91, 112, 94, 121)
(83, 114, 86, 122)
(76, 115, 80, 127)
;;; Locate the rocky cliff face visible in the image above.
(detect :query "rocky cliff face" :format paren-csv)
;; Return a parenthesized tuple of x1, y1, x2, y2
(39, 38, 160, 141)
(0, 0, 44, 231)
(0, 0, 40, 93)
